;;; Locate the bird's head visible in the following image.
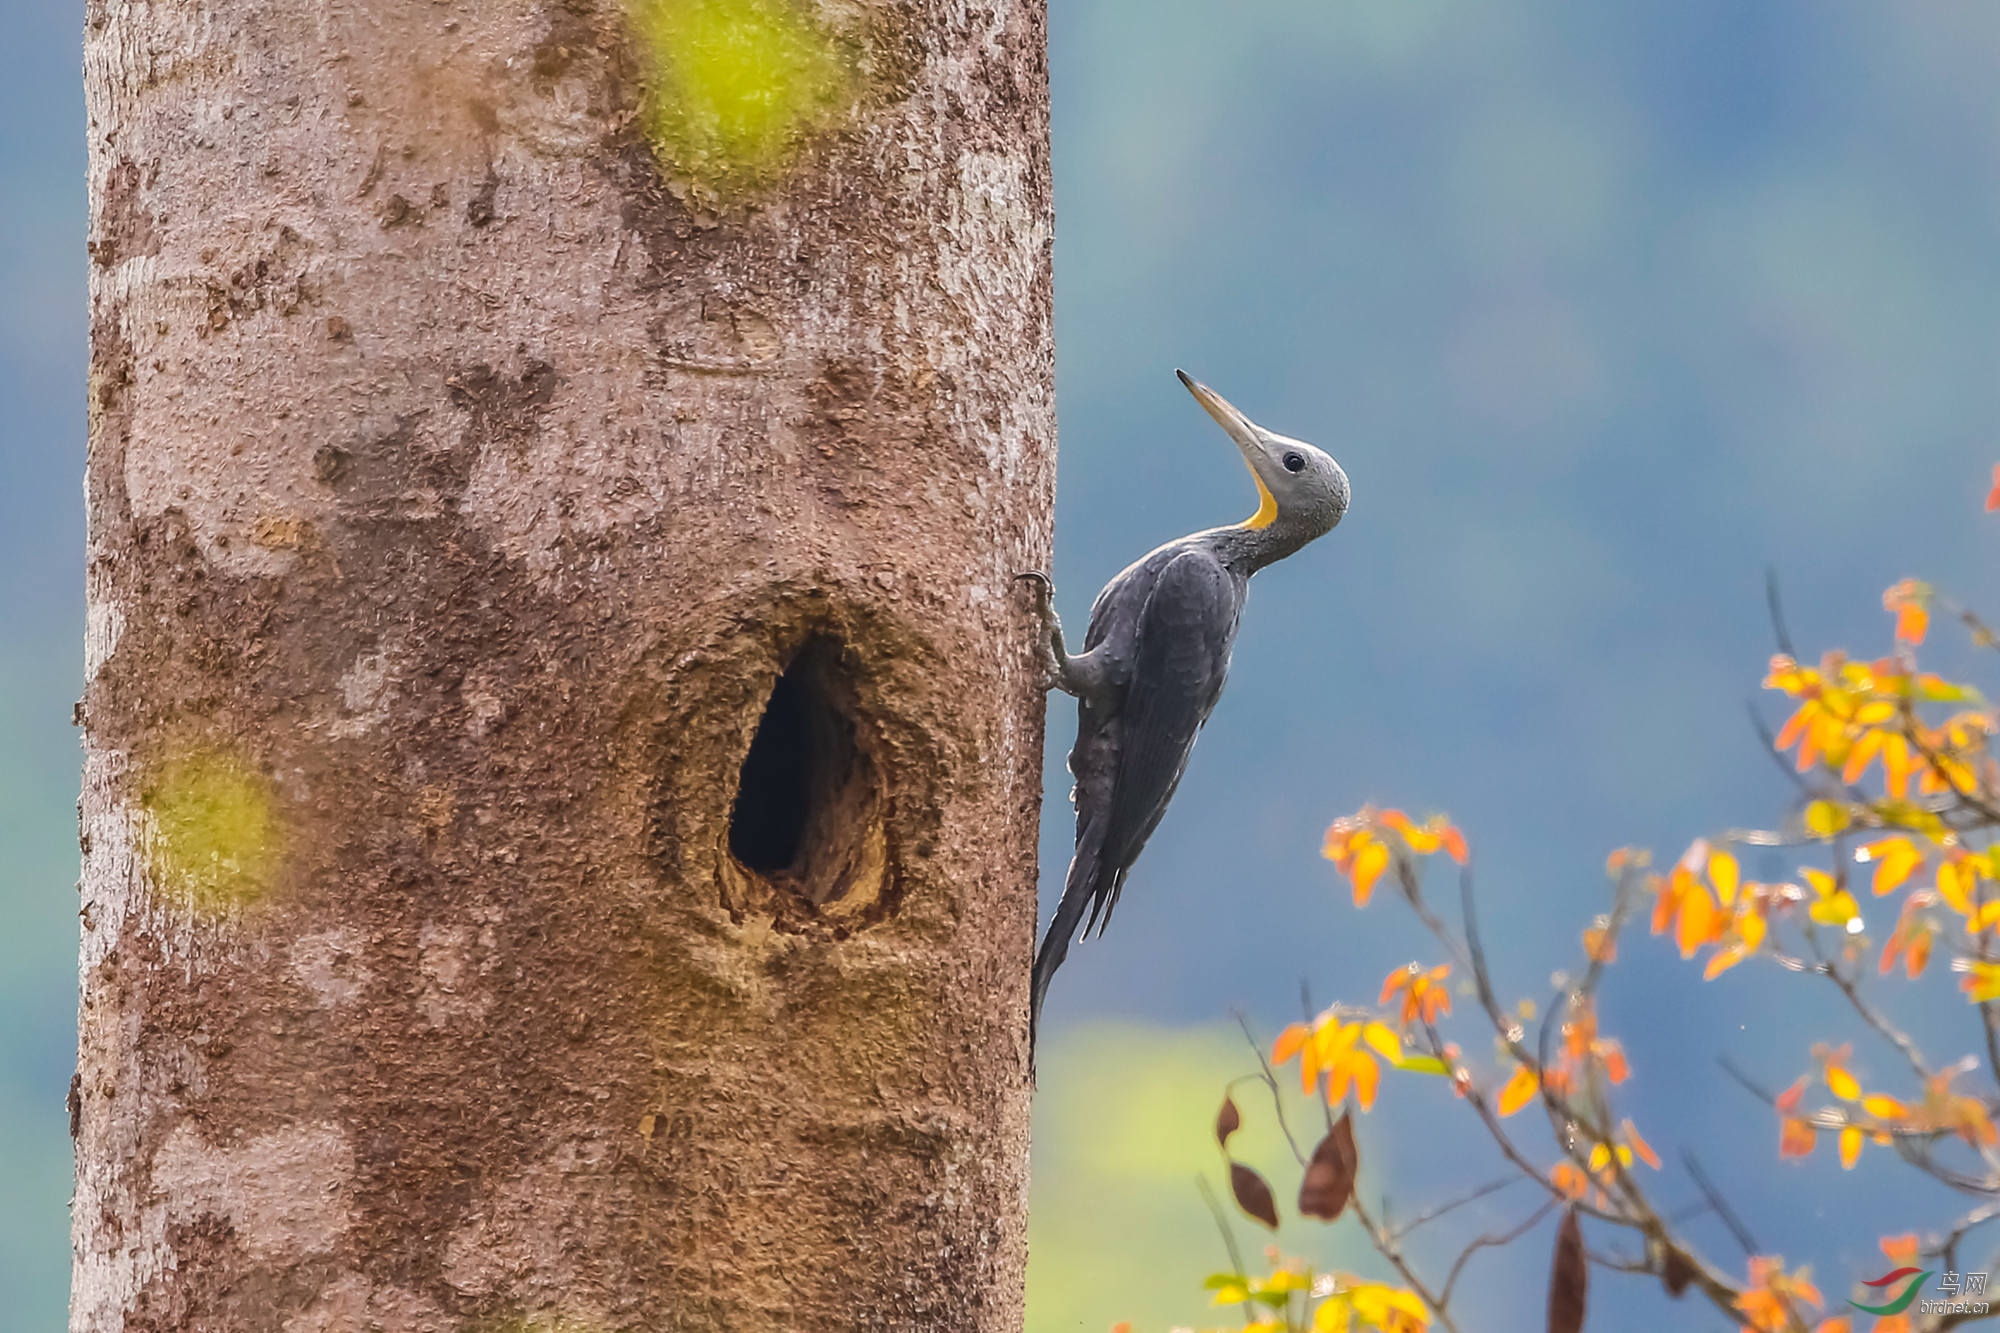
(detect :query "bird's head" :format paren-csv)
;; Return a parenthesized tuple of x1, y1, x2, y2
(1177, 369, 1349, 546)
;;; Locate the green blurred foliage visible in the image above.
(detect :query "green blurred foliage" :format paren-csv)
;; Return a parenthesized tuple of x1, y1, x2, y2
(1028, 1020, 1373, 1333)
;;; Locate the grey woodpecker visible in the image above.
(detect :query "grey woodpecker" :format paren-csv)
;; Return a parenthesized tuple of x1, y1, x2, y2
(1020, 370, 1350, 1046)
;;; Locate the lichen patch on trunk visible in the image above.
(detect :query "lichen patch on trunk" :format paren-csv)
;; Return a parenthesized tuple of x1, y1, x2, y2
(139, 748, 284, 914)
(624, 0, 861, 192)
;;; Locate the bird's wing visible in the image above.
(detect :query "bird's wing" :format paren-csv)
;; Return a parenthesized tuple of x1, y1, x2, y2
(1099, 548, 1238, 887)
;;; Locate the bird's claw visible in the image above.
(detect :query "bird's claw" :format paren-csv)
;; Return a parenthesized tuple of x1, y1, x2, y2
(1014, 571, 1065, 692)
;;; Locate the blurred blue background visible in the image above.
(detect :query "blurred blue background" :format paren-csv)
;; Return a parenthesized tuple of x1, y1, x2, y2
(6, 1, 2000, 1328)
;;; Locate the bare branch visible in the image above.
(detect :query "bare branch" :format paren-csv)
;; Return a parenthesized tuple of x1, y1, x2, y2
(1348, 1192, 1465, 1333)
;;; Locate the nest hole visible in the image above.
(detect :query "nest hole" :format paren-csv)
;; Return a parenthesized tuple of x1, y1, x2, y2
(726, 638, 885, 913)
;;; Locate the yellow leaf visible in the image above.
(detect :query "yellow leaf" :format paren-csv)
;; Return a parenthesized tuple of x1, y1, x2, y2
(1804, 800, 1850, 836)
(1862, 838, 1923, 896)
(1958, 958, 2000, 1004)
(1708, 849, 1740, 906)
(1362, 1021, 1404, 1063)
(1839, 1124, 1864, 1169)
(1939, 859, 1975, 915)
(1315, 1020, 1360, 1069)
(1861, 1094, 1907, 1119)
(1313, 1298, 1353, 1333)
(1825, 1065, 1861, 1101)
(1497, 1064, 1539, 1117)
(1587, 1142, 1610, 1172)
(1351, 839, 1390, 906)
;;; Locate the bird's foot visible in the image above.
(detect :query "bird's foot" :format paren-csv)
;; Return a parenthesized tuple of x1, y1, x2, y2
(1014, 570, 1068, 693)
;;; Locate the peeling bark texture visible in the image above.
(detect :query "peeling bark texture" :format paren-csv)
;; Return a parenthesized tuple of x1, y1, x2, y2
(76, 0, 1053, 1328)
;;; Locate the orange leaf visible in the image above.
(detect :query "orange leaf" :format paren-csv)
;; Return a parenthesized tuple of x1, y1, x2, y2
(1272, 1023, 1309, 1065)
(1880, 1233, 1920, 1266)
(1897, 603, 1929, 645)
(1775, 703, 1812, 752)
(1703, 943, 1749, 980)
(1349, 1052, 1382, 1110)
(1498, 1064, 1539, 1117)
(1987, 463, 2000, 513)
(1622, 1118, 1661, 1169)
(1882, 734, 1914, 799)
(1775, 1077, 1807, 1113)
(1884, 579, 1931, 646)
(1676, 883, 1719, 958)
(1651, 872, 1684, 936)
(1441, 825, 1469, 865)
(1905, 928, 1932, 978)
(1841, 729, 1884, 784)
(1780, 1116, 1816, 1158)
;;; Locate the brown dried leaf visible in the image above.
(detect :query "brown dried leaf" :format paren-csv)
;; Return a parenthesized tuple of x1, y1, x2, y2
(1215, 1095, 1242, 1147)
(1229, 1161, 1279, 1230)
(1547, 1206, 1587, 1333)
(1298, 1113, 1358, 1221)
(1660, 1247, 1694, 1299)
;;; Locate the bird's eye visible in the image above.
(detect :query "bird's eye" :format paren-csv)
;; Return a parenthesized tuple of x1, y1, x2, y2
(1282, 452, 1306, 473)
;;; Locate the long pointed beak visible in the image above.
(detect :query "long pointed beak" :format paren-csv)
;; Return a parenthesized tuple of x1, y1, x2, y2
(1176, 368, 1264, 455)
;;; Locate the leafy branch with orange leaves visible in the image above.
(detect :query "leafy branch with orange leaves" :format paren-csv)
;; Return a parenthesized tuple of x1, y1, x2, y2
(1141, 470, 2000, 1333)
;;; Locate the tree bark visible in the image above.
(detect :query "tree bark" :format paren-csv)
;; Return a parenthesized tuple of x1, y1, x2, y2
(75, 0, 1052, 1328)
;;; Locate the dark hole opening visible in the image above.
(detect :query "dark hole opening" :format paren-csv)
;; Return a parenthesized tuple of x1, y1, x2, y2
(728, 642, 858, 878)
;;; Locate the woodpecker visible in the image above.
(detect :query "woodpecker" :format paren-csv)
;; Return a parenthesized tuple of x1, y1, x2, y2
(1021, 370, 1350, 1045)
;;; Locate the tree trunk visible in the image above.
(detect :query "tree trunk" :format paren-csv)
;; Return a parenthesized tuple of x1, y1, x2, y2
(75, 0, 1052, 1328)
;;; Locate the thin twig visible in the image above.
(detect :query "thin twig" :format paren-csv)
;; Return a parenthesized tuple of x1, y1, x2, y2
(1385, 1176, 1522, 1242)
(1233, 1010, 1308, 1166)
(1439, 1198, 1558, 1306)
(1681, 1150, 1760, 1257)
(1196, 1174, 1258, 1327)
(1802, 924, 1932, 1082)
(1766, 568, 1797, 660)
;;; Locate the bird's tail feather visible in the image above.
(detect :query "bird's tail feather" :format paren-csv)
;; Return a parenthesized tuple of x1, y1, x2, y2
(1030, 820, 1112, 1051)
